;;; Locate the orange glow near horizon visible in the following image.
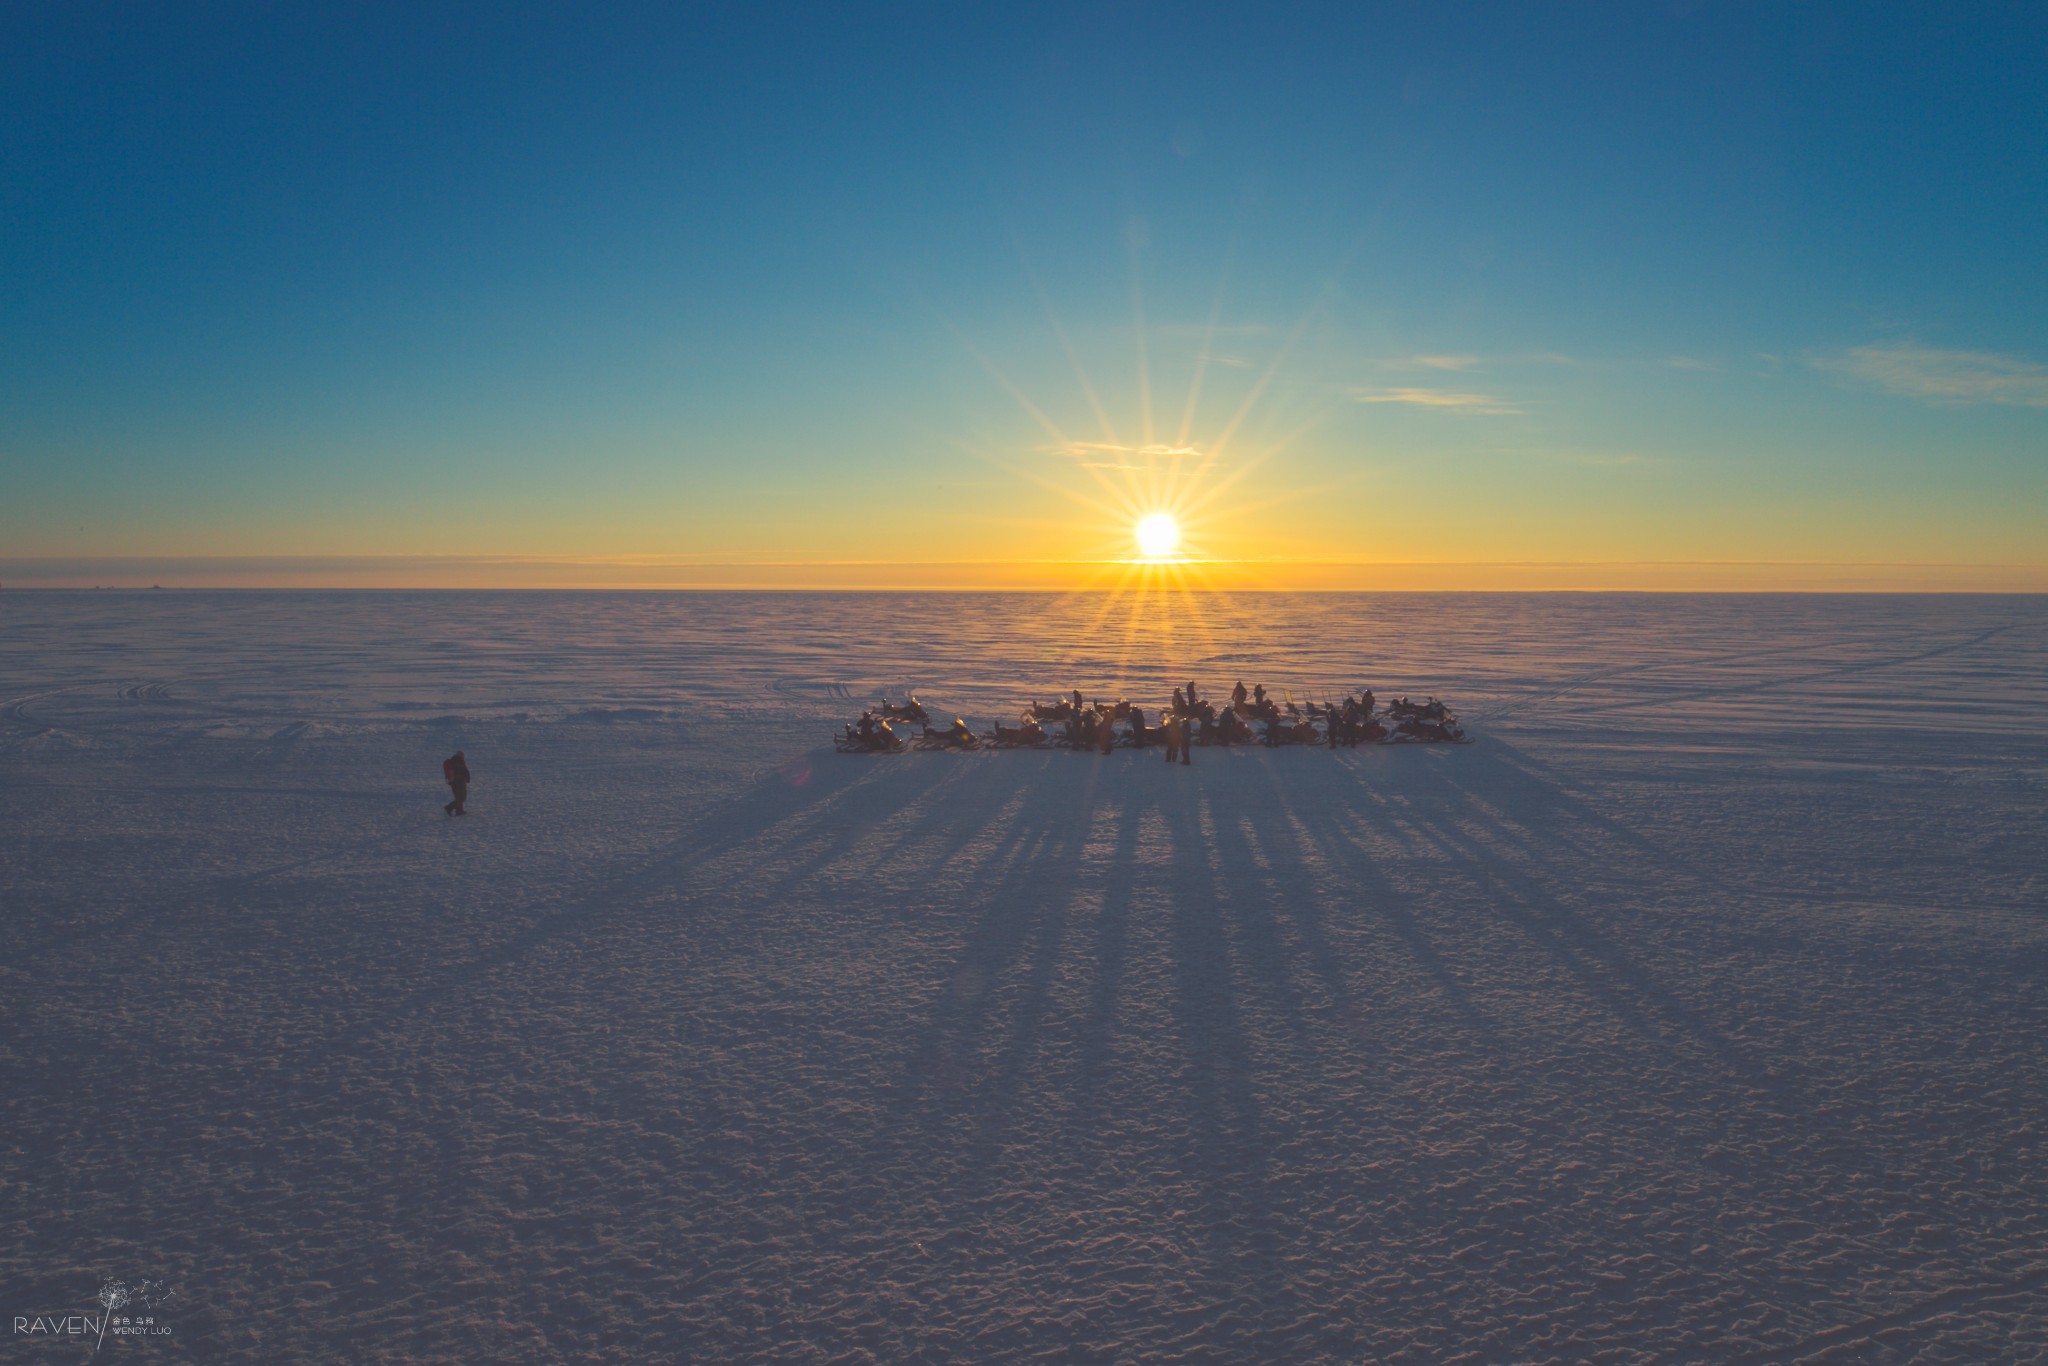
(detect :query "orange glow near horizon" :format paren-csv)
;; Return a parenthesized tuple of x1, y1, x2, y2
(16, 272, 2046, 592)
(937, 277, 1322, 612)
(9, 556, 2046, 591)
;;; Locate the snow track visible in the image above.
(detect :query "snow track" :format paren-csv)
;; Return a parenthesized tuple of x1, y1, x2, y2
(2, 590, 2045, 1362)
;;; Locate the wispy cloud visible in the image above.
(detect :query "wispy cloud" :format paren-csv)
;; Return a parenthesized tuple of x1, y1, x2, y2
(1351, 387, 1521, 415)
(1152, 322, 1272, 339)
(1375, 350, 1576, 373)
(1063, 441, 1203, 457)
(1812, 342, 2048, 407)
(1666, 355, 1720, 372)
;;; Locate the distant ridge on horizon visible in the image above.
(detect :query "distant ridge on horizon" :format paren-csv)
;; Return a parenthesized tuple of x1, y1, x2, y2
(6, 556, 2046, 593)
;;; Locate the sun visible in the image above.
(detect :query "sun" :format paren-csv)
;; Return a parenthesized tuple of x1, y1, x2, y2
(1135, 512, 1181, 560)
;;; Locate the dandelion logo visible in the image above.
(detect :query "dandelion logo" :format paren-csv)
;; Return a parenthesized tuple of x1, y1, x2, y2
(93, 1282, 129, 1356)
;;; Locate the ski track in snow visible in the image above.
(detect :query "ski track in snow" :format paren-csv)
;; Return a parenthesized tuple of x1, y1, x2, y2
(3, 590, 2047, 1363)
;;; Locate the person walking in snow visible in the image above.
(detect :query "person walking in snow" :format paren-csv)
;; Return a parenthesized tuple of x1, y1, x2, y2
(442, 750, 471, 816)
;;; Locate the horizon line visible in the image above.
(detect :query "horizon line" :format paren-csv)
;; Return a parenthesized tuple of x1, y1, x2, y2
(5, 554, 2047, 593)
(7, 554, 2046, 569)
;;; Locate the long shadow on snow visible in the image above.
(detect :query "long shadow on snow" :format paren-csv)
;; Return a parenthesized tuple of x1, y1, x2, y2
(890, 751, 1303, 1342)
(893, 748, 1103, 1120)
(1248, 749, 1501, 1041)
(1423, 741, 1946, 1184)
(1349, 742, 1784, 1096)
(1470, 735, 1773, 902)
(1249, 743, 1798, 1322)
(1299, 741, 1934, 1297)
(1145, 765, 1300, 1336)
(315, 749, 948, 1062)
(1338, 743, 1933, 1237)
(8, 782, 425, 969)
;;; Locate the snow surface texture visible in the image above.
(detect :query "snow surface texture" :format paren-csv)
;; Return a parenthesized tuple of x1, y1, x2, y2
(3, 591, 2045, 1364)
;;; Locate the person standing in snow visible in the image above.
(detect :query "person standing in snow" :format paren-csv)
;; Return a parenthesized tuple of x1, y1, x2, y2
(442, 750, 471, 816)
(1167, 713, 1192, 766)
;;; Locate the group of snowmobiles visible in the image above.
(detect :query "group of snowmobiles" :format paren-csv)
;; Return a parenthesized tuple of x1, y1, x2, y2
(833, 681, 1465, 754)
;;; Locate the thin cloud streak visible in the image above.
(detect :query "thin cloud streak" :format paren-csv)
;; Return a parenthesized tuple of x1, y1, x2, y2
(1374, 351, 1576, 372)
(1812, 342, 2048, 407)
(1351, 387, 1521, 415)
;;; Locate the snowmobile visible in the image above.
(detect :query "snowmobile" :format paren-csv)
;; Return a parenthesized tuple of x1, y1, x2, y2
(1199, 709, 1257, 746)
(1318, 706, 1388, 746)
(833, 717, 907, 753)
(914, 719, 981, 751)
(985, 719, 1052, 748)
(1024, 699, 1080, 723)
(1062, 710, 1129, 750)
(1388, 696, 1454, 722)
(873, 696, 930, 725)
(1390, 716, 1467, 743)
(1261, 716, 1323, 746)
(1120, 712, 1165, 748)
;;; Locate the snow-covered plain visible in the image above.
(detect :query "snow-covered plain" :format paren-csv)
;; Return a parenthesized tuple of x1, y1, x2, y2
(4, 590, 2046, 1363)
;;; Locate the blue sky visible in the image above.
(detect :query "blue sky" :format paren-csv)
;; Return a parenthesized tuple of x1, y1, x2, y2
(4, 2, 2044, 583)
